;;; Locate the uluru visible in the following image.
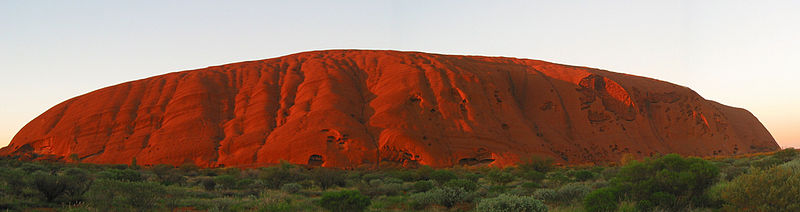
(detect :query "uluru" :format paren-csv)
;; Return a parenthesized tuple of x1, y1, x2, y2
(0, 50, 779, 168)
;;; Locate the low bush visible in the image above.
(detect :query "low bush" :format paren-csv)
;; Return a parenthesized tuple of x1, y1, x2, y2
(476, 194, 547, 212)
(720, 164, 800, 211)
(553, 182, 591, 203)
(772, 148, 798, 162)
(214, 174, 238, 189)
(200, 177, 216, 191)
(413, 180, 435, 193)
(31, 169, 92, 203)
(32, 171, 68, 203)
(259, 162, 308, 189)
(319, 190, 370, 212)
(311, 168, 346, 190)
(444, 178, 479, 192)
(429, 169, 457, 185)
(521, 170, 546, 183)
(409, 190, 436, 210)
(428, 187, 467, 208)
(361, 179, 404, 197)
(518, 155, 555, 173)
(572, 170, 595, 181)
(532, 188, 556, 202)
(583, 187, 620, 212)
(611, 154, 719, 210)
(97, 169, 143, 182)
(487, 170, 515, 186)
(280, 183, 302, 194)
(85, 179, 166, 210)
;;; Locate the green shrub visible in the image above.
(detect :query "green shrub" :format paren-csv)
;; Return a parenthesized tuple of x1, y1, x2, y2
(214, 174, 238, 189)
(150, 164, 174, 176)
(546, 171, 570, 186)
(413, 180, 435, 193)
(464, 172, 482, 182)
(310, 168, 346, 190)
(368, 179, 383, 187)
(532, 189, 556, 202)
(280, 183, 302, 194)
(20, 163, 48, 173)
(97, 169, 143, 182)
(377, 182, 404, 196)
(703, 180, 727, 209)
(476, 194, 547, 212)
(616, 201, 637, 212)
(409, 190, 436, 210)
(572, 170, 596, 181)
(236, 178, 255, 188)
(773, 148, 798, 162)
(259, 163, 308, 189)
(487, 170, 515, 186)
(720, 165, 747, 181)
(360, 179, 404, 197)
(361, 173, 383, 182)
(60, 168, 93, 203)
(430, 169, 457, 185)
(720, 165, 800, 211)
(428, 187, 467, 208)
(85, 179, 166, 210)
(522, 170, 546, 183)
(32, 171, 68, 202)
(553, 182, 591, 203)
(383, 177, 403, 184)
(0, 168, 30, 196)
(751, 156, 783, 169)
(415, 165, 434, 180)
(369, 195, 408, 211)
(200, 177, 216, 191)
(410, 187, 469, 209)
(612, 154, 719, 210)
(583, 187, 619, 212)
(319, 190, 370, 212)
(388, 170, 420, 181)
(444, 178, 479, 192)
(178, 162, 199, 174)
(518, 155, 555, 173)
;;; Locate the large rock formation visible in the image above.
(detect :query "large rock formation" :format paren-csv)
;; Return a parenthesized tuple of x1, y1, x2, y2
(0, 50, 779, 168)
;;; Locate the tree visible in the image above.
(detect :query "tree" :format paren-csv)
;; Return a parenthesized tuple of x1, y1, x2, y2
(129, 157, 140, 170)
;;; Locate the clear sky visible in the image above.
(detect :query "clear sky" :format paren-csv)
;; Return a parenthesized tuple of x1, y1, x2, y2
(1, 1, 798, 148)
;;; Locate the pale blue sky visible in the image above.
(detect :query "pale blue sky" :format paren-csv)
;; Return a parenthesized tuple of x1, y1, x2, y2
(1, 0, 798, 148)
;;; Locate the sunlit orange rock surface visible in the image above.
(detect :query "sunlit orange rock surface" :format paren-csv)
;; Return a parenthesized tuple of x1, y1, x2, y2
(0, 50, 779, 168)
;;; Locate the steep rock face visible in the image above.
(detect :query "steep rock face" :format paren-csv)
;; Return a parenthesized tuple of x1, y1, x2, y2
(0, 50, 779, 168)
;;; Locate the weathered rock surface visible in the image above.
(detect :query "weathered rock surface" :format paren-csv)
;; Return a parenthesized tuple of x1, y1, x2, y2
(0, 50, 779, 168)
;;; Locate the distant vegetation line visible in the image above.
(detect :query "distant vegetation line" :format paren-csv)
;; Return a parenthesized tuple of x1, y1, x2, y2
(0, 149, 798, 211)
